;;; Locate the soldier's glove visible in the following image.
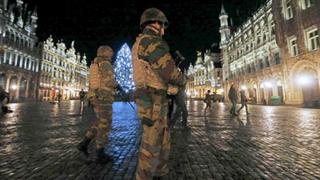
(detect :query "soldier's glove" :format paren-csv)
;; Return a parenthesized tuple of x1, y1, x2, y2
(141, 117, 155, 127)
(167, 84, 179, 95)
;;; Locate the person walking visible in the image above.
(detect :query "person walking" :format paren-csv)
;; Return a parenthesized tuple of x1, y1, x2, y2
(228, 84, 238, 116)
(204, 90, 212, 114)
(237, 90, 249, 114)
(132, 8, 185, 180)
(0, 86, 12, 113)
(57, 93, 62, 104)
(79, 89, 86, 106)
(77, 45, 116, 164)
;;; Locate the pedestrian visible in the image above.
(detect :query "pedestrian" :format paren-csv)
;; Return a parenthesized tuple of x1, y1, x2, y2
(77, 45, 116, 164)
(228, 84, 238, 115)
(0, 86, 12, 114)
(57, 93, 62, 104)
(132, 8, 185, 180)
(171, 81, 188, 128)
(237, 90, 250, 114)
(79, 89, 86, 106)
(204, 90, 212, 113)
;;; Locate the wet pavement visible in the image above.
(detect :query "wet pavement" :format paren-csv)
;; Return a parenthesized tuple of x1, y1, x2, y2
(0, 100, 320, 179)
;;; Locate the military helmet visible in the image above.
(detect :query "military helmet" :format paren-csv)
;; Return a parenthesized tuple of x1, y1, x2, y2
(97, 45, 113, 58)
(140, 8, 169, 28)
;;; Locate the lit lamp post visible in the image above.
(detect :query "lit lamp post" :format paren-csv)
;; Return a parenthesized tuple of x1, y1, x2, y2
(296, 75, 313, 106)
(241, 85, 247, 91)
(296, 75, 312, 86)
(11, 84, 17, 90)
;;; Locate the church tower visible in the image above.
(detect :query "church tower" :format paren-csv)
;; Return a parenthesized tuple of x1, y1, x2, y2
(219, 4, 230, 49)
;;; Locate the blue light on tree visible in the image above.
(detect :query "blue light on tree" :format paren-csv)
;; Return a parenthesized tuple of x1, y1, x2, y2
(114, 43, 135, 93)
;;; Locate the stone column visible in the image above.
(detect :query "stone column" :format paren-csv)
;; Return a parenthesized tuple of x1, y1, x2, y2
(16, 75, 22, 101)
(26, 78, 30, 99)
(5, 74, 11, 92)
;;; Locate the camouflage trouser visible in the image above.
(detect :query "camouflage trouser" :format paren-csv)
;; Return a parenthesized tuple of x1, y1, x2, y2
(135, 92, 170, 180)
(85, 97, 112, 149)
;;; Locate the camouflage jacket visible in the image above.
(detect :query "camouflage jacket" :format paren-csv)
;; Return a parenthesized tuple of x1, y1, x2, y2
(137, 28, 184, 87)
(92, 57, 116, 98)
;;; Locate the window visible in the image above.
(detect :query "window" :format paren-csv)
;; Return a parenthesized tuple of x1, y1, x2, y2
(306, 28, 319, 51)
(16, 55, 21, 67)
(256, 30, 261, 45)
(284, 0, 293, 19)
(265, 57, 270, 67)
(275, 52, 281, 64)
(11, 54, 15, 65)
(0, 50, 4, 63)
(259, 59, 264, 69)
(301, 0, 314, 9)
(271, 22, 275, 36)
(288, 37, 299, 56)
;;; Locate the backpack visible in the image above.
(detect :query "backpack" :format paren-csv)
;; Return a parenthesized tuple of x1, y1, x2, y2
(88, 61, 102, 97)
(131, 35, 167, 91)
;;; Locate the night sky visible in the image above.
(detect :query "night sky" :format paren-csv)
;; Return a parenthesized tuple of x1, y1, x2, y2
(19, 0, 266, 68)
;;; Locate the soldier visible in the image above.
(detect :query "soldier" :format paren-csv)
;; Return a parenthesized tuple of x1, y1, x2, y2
(132, 8, 185, 180)
(77, 45, 116, 164)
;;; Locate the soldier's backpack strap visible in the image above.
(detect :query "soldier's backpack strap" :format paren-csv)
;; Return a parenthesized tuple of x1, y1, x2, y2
(132, 34, 167, 91)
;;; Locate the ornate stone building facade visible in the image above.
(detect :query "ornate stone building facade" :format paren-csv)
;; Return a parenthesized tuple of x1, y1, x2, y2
(272, 0, 320, 106)
(38, 36, 89, 101)
(0, 0, 40, 102)
(186, 51, 223, 99)
(220, 1, 284, 105)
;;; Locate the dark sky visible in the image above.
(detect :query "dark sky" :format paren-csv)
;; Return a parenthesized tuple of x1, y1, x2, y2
(19, 0, 266, 68)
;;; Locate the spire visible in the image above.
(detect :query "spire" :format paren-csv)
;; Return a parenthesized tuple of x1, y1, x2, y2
(9, 4, 15, 23)
(71, 41, 75, 49)
(2, 0, 8, 10)
(220, 3, 227, 16)
(16, 0, 23, 6)
(30, 7, 38, 34)
(17, 1, 24, 28)
(31, 7, 38, 20)
(82, 54, 87, 65)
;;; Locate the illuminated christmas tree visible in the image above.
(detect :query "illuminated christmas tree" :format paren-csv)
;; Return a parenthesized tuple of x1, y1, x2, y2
(114, 43, 135, 93)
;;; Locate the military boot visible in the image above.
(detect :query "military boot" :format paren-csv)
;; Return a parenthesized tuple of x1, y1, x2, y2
(77, 137, 91, 157)
(95, 148, 112, 164)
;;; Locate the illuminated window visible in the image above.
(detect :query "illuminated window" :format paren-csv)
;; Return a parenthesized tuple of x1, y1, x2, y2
(288, 36, 299, 56)
(283, 0, 293, 19)
(306, 28, 319, 51)
(0, 50, 4, 63)
(301, 0, 314, 9)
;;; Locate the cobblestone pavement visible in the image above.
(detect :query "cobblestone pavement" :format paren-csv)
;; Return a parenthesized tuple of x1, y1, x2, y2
(0, 100, 320, 179)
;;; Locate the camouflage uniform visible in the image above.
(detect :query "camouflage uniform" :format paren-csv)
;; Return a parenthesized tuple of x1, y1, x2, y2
(133, 8, 184, 180)
(86, 57, 116, 149)
(78, 46, 116, 163)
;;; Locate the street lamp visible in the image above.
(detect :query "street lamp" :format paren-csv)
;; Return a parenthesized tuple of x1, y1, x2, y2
(241, 85, 247, 90)
(11, 84, 17, 90)
(296, 75, 312, 86)
(264, 81, 272, 88)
